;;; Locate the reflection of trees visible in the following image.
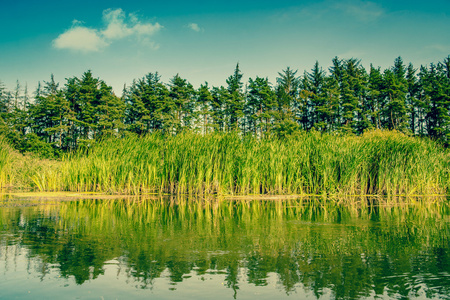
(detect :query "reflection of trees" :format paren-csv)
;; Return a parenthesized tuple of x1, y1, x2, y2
(0, 199, 449, 299)
(57, 236, 107, 284)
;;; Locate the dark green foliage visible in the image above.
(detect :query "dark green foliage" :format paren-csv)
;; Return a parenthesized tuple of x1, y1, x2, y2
(210, 86, 227, 132)
(18, 133, 59, 158)
(366, 65, 384, 130)
(406, 63, 420, 134)
(196, 82, 214, 134)
(418, 59, 450, 142)
(304, 61, 331, 131)
(168, 74, 196, 134)
(124, 72, 170, 134)
(382, 57, 409, 131)
(28, 72, 124, 151)
(225, 64, 245, 131)
(96, 82, 126, 138)
(246, 76, 276, 137)
(274, 67, 301, 135)
(339, 58, 368, 133)
(2, 56, 450, 157)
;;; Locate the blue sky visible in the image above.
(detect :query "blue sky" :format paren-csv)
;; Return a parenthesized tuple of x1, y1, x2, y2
(1, 0, 449, 95)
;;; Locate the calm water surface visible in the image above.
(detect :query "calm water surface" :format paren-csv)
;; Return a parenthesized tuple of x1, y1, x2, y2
(0, 197, 449, 299)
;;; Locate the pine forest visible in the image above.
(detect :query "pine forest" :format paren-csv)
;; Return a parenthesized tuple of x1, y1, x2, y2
(0, 56, 449, 157)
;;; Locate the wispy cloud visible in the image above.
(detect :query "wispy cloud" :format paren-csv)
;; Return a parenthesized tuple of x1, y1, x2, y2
(187, 23, 203, 32)
(102, 9, 162, 40)
(336, 49, 367, 59)
(334, 0, 384, 22)
(426, 44, 450, 53)
(53, 8, 163, 53)
(272, 0, 384, 23)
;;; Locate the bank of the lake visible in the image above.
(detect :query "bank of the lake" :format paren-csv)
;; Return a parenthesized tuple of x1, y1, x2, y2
(1, 130, 450, 199)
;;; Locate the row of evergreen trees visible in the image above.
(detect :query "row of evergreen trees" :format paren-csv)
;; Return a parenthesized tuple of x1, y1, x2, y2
(1, 56, 449, 156)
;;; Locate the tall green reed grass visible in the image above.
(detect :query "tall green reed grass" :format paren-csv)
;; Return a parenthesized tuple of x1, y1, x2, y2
(0, 136, 63, 192)
(0, 137, 13, 189)
(32, 130, 450, 196)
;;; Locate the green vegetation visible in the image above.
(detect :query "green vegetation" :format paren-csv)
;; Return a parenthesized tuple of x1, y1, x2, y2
(1, 56, 450, 157)
(0, 136, 61, 191)
(1, 55, 450, 196)
(0, 136, 12, 188)
(2, 130, 450, 196)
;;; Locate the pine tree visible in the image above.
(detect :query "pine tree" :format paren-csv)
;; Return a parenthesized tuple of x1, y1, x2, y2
(246, 76, 276, 137)
(210, 86, 227, 132)
(337, 58, 367, 133)
(125, 72, 170, 134)
(0, 81, 11, 136)
(9, 80, 29, 139)
(225, 64, 244, 131)
(96, 82, 125, 138)
(366, 65, 384, 129)
(29, 82, 45, 137)
(196, 82, 214, 134)
(28, 75, 73, 149)
(382, 57, 408, 131)
(46, 89, 72, 149)
(327, 57, 345, 131)
(78, 71, 102, 140)
(14, 80, 21, 109)
(274, 67, 301, 135)
(419, 60, 450, 141)
(169, 74, 196, 134)
(304, 61, 331, 131)
(23, 83, 29, 111)
(406, 63, 420, 134)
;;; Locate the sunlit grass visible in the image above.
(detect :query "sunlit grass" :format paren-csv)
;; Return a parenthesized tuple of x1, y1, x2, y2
(49, 130, 450, 197)
(2, 130, 450, 199)
(0, 136, 63, 192)
(0, 136, 12, 189)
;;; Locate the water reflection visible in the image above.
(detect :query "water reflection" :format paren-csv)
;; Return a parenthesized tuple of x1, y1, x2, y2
(0, 197, 449, 299)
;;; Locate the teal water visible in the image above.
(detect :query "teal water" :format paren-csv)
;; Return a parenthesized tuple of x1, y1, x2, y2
(0, 197, 449, 299)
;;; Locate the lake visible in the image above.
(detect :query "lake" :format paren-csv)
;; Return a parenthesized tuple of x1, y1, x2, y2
(0, 196, 449, 299)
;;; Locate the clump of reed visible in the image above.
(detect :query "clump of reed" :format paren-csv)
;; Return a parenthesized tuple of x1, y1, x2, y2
(32, 130, 450, 197)
(0, 136, 62, 191)
(0, 136, 12, 189)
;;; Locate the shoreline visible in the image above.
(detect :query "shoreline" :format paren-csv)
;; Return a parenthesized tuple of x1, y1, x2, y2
(1, 191, 447, 202)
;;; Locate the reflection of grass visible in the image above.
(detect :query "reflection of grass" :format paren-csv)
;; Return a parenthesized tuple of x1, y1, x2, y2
(1, 198, 449, 298)
(3, 197, 447, 251)
(2, 130, 450, 198)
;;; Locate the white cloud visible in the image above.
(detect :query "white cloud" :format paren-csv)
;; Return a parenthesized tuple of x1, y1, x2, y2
(101, 9, 130, 40)
(133, 22, 163, 36)
(53, 8, 162, 53)
(52, 27, 109, 52)
(188, 23, 202, 32)
(72, 19, 84, 26)
(101, 8, 162, 40)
